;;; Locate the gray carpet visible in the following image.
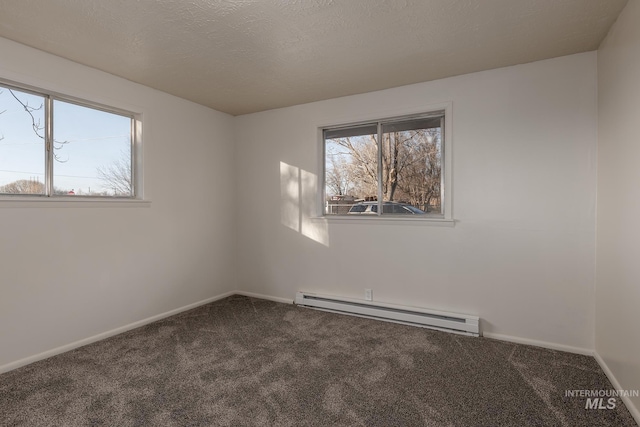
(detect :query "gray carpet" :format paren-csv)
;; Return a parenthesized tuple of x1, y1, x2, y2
(0, 295, 636, 426)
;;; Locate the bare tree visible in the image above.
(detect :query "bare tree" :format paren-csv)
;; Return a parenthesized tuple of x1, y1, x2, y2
(328, 135, 378, 199)
(326, 127, 442, 211)
(0, 178, 44, 194)
(6, 89, 70, 162)
(326, 153, 354, 196)
(96, 151, 132, 196)
(395, 129, 441, 211)
(0, 88, 70, 160)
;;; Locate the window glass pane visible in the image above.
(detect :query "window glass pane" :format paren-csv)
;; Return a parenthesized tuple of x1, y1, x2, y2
(52, 100, 132, 197)
(0, 86, 46, 195)
(324, 127, 378, 215)
(381, 116, 442, 215)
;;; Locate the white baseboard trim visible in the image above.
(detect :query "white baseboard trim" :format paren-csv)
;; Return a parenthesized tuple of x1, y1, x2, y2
(483, 332, 594, 356)
(0, 290, 236, 374)
(594, 351, 640, 425)
(233, 290, 293, 305)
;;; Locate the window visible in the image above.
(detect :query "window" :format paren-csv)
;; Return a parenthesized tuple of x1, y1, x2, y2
(0, 81, 137, 198)
(323, 111, 448, 219)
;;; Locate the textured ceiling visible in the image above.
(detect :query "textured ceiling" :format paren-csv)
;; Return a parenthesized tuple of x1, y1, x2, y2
(0, 0, 629, 115)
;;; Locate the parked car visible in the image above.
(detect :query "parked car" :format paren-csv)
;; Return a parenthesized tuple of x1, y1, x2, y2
(348, 201, 426, 215)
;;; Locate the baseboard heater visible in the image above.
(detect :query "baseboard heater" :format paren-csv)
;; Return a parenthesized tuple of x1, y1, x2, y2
(295, 292, 480, 336)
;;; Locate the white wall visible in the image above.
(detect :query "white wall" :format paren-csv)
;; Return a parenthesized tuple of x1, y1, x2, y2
(235, 52, 598, 351)
(0, 34, 604, 372)
(0, 38, 236, 369)
(596, 0, 640, 417)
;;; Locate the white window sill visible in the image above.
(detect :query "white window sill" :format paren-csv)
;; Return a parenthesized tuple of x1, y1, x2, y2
(311, 216, 455, 227)
(0, 197, 151, 208)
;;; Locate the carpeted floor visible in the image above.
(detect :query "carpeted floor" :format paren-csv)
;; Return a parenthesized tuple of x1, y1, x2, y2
(0, 295, 636, 426)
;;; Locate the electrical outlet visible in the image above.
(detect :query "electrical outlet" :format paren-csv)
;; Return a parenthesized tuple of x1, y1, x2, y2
(365, 289, 373, 301)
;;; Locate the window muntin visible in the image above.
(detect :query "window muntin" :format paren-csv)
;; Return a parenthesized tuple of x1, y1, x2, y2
(323, 112, 444, 218)
(0, 81, 136, 198)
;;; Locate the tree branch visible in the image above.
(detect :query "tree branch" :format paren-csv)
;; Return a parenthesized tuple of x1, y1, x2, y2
(7, 89, 70, 162)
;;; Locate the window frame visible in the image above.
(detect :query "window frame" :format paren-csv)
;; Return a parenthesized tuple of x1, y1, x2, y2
(0, 78, 141, 201)
(319, 103, 453, 223)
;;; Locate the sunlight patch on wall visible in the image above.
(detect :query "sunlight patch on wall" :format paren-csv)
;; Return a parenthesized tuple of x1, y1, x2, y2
(280, 162, 300, 231)
(280, 161, 329, 247)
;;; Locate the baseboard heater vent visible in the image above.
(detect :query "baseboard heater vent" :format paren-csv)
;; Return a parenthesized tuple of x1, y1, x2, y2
(295, 292, 480, 336)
